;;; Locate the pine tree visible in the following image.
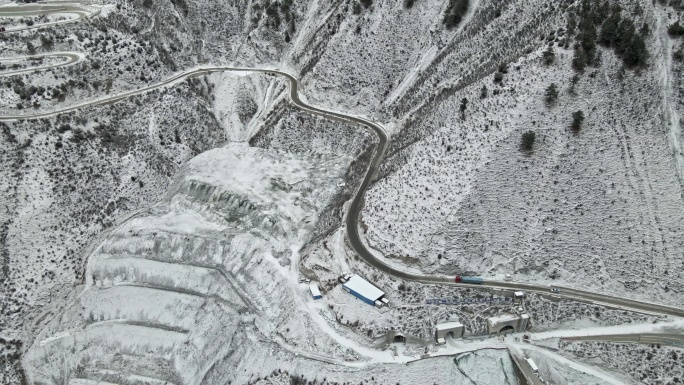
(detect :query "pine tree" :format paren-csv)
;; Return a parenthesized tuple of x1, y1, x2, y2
(599, 12, 622, 46)
(668, 21, 684, 37)
(572, 47, 588, 72)
(571, 110, 585, 131)
(443, 0, 469, 29)
(545, 83, 559, 106)
(521, 131, 536, 151)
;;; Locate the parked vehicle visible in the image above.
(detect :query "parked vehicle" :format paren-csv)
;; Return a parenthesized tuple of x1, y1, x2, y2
(551, 288, 561, 293)
(455, 276, 484, 284)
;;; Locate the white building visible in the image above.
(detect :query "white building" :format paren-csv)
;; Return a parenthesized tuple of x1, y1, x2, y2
(342, 275, 386, 306)
(487, 313, 530, 334)
(514, 291, 525, 303)
(434, 321, 465, 341)
(309, 284, 322, 299)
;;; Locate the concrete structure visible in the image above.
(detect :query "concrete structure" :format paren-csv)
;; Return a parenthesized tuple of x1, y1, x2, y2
(526, 358, 539, 373)
(487, 313, 530, 335)
(514, 291, 525, 304)
(520, 314, 530, 331)
(342, 274, 386, 306)
(434, 321, 465, 341)
(309, 284, 322, 300)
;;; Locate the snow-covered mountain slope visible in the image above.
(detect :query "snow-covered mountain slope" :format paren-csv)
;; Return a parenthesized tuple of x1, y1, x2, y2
(361, 0, 684, 306)
(22, 143, 353, 384)
(2, 0, 684, 383)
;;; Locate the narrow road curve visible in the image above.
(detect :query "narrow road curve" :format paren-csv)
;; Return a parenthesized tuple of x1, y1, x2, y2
(0, 52, 81, 77)
(0, 3, 96, 33)
(2, 4, 684, 321)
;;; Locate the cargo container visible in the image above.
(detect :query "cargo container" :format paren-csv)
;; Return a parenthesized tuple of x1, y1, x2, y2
(455, 276, 484, 284)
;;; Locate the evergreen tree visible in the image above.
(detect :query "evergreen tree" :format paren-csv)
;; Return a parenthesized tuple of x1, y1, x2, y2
(521, 131, 536, 151)
(622, 34, 648, 67)
(443, 0, 469, 29)
(615, 19, 636, 56)
(571, 110, 585, 131)
(668, 21, 684, 37)
(352, 1, 362, 14)
(599, 12, 622, 46)
(572, 47, 588, 72)
(545, 83, 559, 106)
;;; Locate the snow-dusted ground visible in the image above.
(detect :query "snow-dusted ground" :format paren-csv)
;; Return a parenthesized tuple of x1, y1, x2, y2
(3, 0, 683, 383)
(557, 340, 684, 385)
(22, 143, 354, 383)
(362, 1, 684, 307)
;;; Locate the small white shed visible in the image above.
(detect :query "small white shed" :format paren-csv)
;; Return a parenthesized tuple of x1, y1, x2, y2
(309, 284, 322, 300)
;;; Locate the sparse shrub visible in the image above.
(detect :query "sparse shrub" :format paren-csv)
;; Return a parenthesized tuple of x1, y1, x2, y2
(543, 46, 555, 65)
(360, 0, 372, 8)
(674, 48, 684, 62)
(521, 131, 536, 151)
(459, 97, 468, 118)
(480, 85, 487, 99)
(27, 41, 35, 55)
(40, 34, 53, 48)
(404, 0, 415, 8)
(143, 0, 153, 8)
(493, 71, 503, 83)
(668, 22, 684, 37)
(571, 110, 585, 131)
(498, 62, 508, 74)
(545, 83, 559, 106)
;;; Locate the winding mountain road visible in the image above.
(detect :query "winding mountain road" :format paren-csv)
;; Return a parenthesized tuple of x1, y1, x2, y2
(2, 3, 684, 324)
(0, 52, 81, 77)
(0, 3, 96, 33)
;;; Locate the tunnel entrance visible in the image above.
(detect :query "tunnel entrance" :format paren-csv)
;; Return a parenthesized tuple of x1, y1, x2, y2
(446, 331, 455, 339)
(499, 325, 515, 335)
(393, 335, 406, 343)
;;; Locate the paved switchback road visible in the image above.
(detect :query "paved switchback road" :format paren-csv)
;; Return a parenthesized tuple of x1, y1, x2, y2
(2, 63, 684, 320)
(0, 2, 682, 318)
